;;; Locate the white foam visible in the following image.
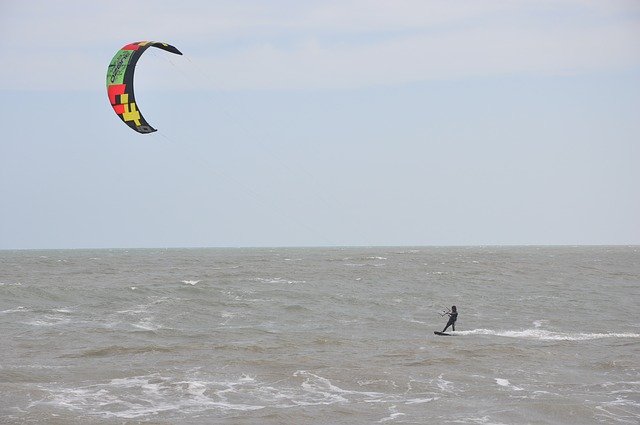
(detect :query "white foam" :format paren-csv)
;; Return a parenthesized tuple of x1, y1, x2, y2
(294, 371, 350, 404)
(1, 306, 28, 314)
(448, 416, 510, 424)
(25, 315, 71, 326)
(404, 397, 438, 404)
(595, 397, 640, 423)
(294, 371, 389, 405)
(254, 277, 306, 284)
(116, 307, 148, 314)
(495, 378, 523, 391)
(456, 328, 640, 341)
(378, 405, 405, 422)
(38, 374, 266, 419)
(532, 320, 547, 328)
(37, 371, 440, 418)
(132, 318, 160, 331)
(600, 396, 640, 408)
(181, 280, 200, 285)
(435, 375, 455, 393)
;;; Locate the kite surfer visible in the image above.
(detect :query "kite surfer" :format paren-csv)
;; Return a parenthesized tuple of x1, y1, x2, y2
(441, 306, 458, 333)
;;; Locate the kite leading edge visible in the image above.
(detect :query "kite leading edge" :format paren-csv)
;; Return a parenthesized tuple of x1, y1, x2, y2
(106, 41, 182, 134)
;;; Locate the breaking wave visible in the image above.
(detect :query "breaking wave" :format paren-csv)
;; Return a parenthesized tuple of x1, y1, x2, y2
(455, 329, 640, 341)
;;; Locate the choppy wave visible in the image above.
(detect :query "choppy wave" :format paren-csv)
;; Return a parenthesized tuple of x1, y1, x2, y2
(25, 315, 72, 327)
(38, 374, 264, 419)
(495, 378, 523, 391)
(61, 345, 178, 359)
(254, 277, 306, 284)
(35, 371, 438, 419)
(0, 306, 29, 314)
(456, 329, 640, 341)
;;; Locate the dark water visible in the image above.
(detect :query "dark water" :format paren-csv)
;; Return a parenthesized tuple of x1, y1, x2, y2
(1, 246, 638, 424)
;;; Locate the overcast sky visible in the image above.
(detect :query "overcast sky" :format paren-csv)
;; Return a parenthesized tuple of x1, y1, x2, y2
(1, 0, 639, 249)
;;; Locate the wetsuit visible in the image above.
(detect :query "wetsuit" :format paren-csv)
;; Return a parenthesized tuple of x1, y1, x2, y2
(442, 311, 457, 332)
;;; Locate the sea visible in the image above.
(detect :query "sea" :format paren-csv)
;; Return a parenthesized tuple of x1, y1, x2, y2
(0, 246, 638, 424)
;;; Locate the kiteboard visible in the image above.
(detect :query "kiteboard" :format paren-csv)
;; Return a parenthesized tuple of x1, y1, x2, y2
(434, 331, 453, 336)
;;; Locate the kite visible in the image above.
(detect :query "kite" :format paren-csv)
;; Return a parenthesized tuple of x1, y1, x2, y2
(106, 41, 182, 134)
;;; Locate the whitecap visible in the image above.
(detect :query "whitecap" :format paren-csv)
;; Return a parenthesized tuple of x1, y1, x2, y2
(404, 397, 438, 404)
(1, 306, 28, 314)
(116, 306, 148, 315)
(495, 378, 523, 391)
(254, 277, 306, 284)
(54, 308, 73, 314)
(448, 416, 507, 424)
(132, 317, 160, 331)
(37, 374, 266, 419)
(181, 280, 200, 285)
(532, 320, 547, 328)
(434, 374, 456, 393)
(378, 405, 405, 422)
(294, 370, 384, 405)
(456, 328, 640, 341)
(238, 374, 255, 383)
(26, 316, 71, 327)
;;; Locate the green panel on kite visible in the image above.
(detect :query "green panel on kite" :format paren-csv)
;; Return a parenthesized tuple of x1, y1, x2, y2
(106, 50, 134, 86)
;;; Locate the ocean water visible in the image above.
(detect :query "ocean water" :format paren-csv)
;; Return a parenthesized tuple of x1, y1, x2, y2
(0, 246, 638, 424)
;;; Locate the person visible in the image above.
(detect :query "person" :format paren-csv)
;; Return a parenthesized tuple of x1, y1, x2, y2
(442, 306, 458, 332)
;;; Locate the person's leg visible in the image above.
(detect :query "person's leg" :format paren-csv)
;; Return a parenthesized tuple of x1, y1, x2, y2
(443, 319, 453, 332)
(452, 323, 455, 331)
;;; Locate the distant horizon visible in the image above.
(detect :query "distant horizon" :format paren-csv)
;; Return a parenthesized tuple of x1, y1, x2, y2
(2, 244, 638, 252)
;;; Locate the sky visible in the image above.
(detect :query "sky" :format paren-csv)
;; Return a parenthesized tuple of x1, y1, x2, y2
(0, 0, 639, 249)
